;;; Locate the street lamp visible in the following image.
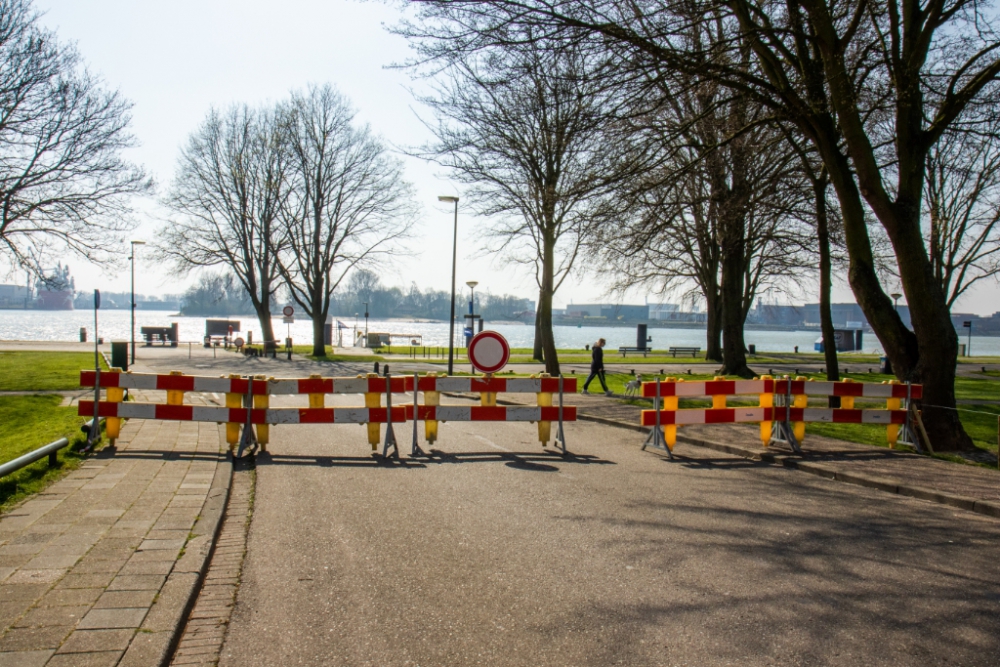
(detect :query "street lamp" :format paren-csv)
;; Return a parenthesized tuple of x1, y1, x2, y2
(466, 280, 478, 339)
(891, 292, 902, 312)
(439, 195, 460, 374)
(130, 240, 146, 364)
(363, 302, 369, 346)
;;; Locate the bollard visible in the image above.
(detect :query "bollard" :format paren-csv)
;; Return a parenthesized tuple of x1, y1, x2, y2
(793, 376, 808, 442)
(885, 379, 901, 447)
(711, 376, 727, 409)
(308, 373, 325, 409)
(225, 373, 242, 452)
(364, 373, 380, 450)
(166, 370, 185, 406)
(106, 368, 123, 445)
(480, 373, 497, 407)
(424, 373, 442, 444)
(759, 374, 773, 445)
(841, 377, 855, 410)
(663, 377, 679, 450)
(537, 373, 552, 444)
(253, 375, 269, 453)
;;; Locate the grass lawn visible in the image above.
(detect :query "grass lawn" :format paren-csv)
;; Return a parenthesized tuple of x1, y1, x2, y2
(289, 345, 384, 363)
(0, 351, 107, 391)
(0, 395, 93, 512)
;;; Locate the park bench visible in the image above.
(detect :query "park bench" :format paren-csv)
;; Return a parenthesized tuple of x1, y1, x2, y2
(668, 346, 701, 357)
(618, 347, 650, 357)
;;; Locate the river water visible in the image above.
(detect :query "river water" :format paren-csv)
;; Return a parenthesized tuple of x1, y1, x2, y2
(1, 308, 999, 356)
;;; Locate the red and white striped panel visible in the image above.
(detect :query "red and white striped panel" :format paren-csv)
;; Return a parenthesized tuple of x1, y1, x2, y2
(640, 407, 908, 427)
(79, 401, 576, 424)
(641, 379, 922, 399)
(80, 372, 577, 396)
(79, 401, 408, 424)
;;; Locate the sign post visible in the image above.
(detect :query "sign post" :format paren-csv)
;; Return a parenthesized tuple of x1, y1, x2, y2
(962, 320, 972, 357)
(282, 306, 294, 356)
(90, 290, 101, 446)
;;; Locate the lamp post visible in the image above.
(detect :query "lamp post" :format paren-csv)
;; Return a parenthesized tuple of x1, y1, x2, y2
(891, 292, 902, 313)
(466, 280, 478, 341)
(363, 302, 369, 346)
(439, 195, 460, 374)
(130, 240, 146, 364)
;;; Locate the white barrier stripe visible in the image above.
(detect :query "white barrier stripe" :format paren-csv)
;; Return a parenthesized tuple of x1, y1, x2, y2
(265, 409, 302, 425)
(436, 406, 472, 421)
(505, 407, 542, 421)
(191, 378, 234, 393)
(191, 406, 223, 422)
(130, 403, 156, 419)
(337, 408, 370, 423)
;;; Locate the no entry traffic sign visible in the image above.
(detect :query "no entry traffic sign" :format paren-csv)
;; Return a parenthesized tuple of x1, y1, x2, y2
(283, 306, 294, 317)
(468, 331, 510, 374)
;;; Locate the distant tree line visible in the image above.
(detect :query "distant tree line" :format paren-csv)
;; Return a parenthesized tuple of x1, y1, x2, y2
(178, 267, 532, 322)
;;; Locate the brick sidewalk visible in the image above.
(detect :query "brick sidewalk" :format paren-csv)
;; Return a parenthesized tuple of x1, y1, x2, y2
(0, 414, 226, 666)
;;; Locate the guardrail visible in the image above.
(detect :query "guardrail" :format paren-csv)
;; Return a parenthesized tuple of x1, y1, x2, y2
(0, 438, 71, 479)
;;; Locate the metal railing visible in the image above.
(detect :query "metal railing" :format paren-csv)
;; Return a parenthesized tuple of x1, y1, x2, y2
(0, 438, 71, 479)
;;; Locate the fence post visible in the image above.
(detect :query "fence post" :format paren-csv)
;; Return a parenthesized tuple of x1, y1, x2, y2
(759, 374, 773, 445)
(886, 379, 901, 448)
(364, 373, 380, 451)
(225, 374, 242, 453)
(106, 368, 123, 446)
(253, 375, 269, 453)
(536, 373, 552, 445)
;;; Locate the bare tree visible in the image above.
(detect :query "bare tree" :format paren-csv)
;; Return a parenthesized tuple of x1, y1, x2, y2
(279, 84, 416, 357)
(925, 122, 1000, 308)
(158, 105, 289, 347)
(400, 0, 1000, 449)
(0, 0, 150, 273)
(407, 40, 628, 374)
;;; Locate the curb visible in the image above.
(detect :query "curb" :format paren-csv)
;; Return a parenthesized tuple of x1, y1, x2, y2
(579, 413, 1000, 521)
(118, 426, 235, 667)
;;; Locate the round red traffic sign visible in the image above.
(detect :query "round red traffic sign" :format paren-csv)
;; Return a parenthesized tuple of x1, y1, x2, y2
(468, 330, 510, 374)
(282, 306, 294, 317)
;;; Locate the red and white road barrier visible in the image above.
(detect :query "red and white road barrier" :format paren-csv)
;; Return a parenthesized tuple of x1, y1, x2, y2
(78, 370, 576, 459)
(639, 375, 923, 458)
(80, 371, 576, 395)
(640, 407, 907, 427)
(640, 378, 922, 399)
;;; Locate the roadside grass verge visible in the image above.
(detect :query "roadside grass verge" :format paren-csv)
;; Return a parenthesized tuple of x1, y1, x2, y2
(0, 395, 95, 512)
(0, 351, 107, 391)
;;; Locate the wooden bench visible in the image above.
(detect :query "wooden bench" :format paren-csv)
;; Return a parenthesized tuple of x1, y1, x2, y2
(618, 347, 650, 357)
(668, 346, 701, 357)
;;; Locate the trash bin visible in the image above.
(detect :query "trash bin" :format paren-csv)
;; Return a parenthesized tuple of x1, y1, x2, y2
(958, 343, 967, 357)
(748, 344, 756, 355)
(111, 341, 128, 371)
(879, 356, 892, 374)
(79, 327, 87, 343)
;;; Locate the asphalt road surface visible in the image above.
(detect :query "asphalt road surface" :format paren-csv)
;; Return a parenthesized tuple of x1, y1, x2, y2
(219, 393, 1000, 667)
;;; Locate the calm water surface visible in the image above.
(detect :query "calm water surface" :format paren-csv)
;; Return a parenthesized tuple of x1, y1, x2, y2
(2, 308, 999, 356)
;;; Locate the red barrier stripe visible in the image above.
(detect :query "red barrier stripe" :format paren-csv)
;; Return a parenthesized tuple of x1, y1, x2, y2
(298, 408, 335, 423)
(79, 371, 122, 387)
(156, 376, 195, 392)
(297, 378, 333, 394)
(78, 401, 119, 418)
(704, 380, 736, 396)
(704, 408, 736, 424)
(156, 404, 192, 421)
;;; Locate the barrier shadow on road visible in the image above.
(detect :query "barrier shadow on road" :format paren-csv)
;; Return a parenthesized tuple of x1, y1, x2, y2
(252, 451, 427, 469)
(420, 449, 615, 471)
(94, 448, 227, 463)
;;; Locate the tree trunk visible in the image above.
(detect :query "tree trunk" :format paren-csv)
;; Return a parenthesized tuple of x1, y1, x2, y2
(539, 238, 559, 375)
(311, 307, 326, 358)
(814, 175, 840, 406)
(704, 286, 723, 362)
(532, 295, 544, 361)
(718, 223, 753, 377)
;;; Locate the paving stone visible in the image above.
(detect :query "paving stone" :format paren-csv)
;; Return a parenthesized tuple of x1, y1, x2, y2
(0, 649, 54, 667)
(0, 625, 72, 651)
(35, 589, 102, 608)
(3, 570, 64, 586)
(13, 605, 89, 628)
(54, 573, 115, 589)
(45, 650, 123, 667)
(77, 607, 147, 630)
(117, 630, 172, 667)
(138, 539, 186, 551)
(93, 590, 156, 609)
(106, 574, 165, 591)
(118, 560, 174, 576)
(57, 628, 135, 653)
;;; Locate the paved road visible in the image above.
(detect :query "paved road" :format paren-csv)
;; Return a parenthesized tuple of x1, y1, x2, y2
(218, 394, 1000, 667)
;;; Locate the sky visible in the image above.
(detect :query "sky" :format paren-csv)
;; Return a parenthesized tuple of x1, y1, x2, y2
(15, 0, 999, 315)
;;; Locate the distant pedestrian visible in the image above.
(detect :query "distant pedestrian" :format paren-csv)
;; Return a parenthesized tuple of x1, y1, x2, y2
(583, 338, 610, 395)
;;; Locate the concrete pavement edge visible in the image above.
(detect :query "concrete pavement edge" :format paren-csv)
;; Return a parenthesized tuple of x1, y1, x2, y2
(118, 432, 234, 667)
(577, 413, 1000, 520)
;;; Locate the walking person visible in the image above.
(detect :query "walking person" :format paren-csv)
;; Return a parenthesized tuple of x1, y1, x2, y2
(583, 338, 610, 395)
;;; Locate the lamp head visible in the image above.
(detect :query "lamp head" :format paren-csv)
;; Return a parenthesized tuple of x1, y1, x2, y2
(438, 196, 459, 203)
(466, 281, 478, 289)
(131, 240, 146, 246)
(890, 292, 902, 300)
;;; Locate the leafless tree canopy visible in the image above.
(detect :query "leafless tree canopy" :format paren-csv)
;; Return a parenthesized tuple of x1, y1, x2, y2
(280, 84, 416, 356)
(404, 29, 639, 373)
(400, 0, 1000, 448)
(158, 105, 290, 345)
(0, 0, 150, 274)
